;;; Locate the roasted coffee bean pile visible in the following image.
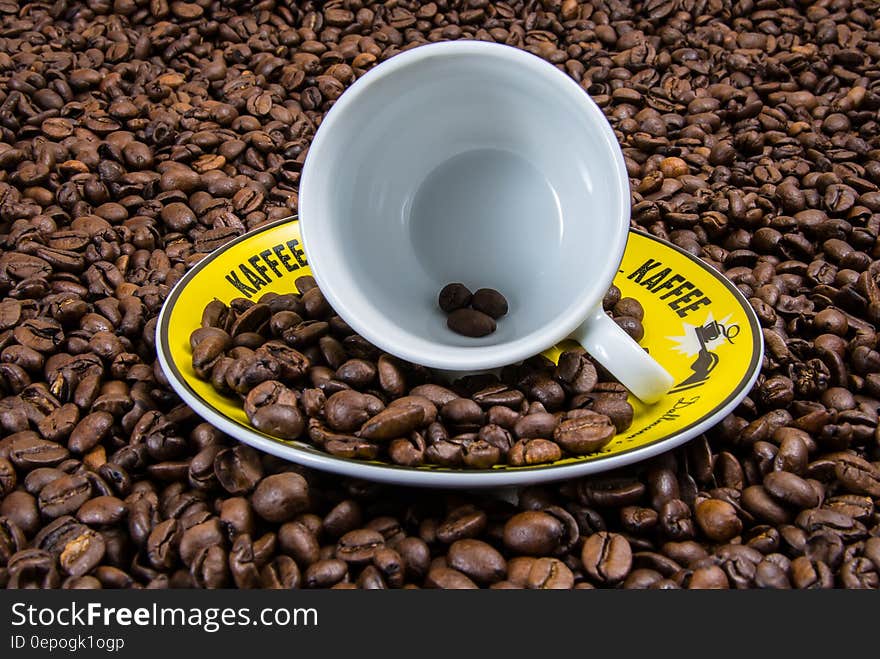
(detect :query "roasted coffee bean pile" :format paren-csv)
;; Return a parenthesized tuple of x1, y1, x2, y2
(438, 283, 508, 337)
(193, 277, 633, 466)
(1, 1, 880, 588)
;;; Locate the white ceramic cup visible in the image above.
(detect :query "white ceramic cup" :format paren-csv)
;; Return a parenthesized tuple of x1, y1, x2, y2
(299, 41, 673, 403)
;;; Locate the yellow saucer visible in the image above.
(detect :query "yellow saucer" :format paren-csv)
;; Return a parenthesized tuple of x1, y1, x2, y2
(157, 218, 761, 487)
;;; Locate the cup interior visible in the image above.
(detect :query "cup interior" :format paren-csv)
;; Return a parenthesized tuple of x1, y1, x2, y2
(300, 43, 629, 369)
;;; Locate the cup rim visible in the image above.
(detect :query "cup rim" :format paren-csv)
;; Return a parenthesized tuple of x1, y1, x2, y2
(299, 41, 631, 371)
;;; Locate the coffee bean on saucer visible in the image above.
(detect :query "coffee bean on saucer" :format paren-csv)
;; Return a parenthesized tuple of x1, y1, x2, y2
(613, 298, 644, 322)
(614, 316, 645, 342)
(438, 283, 473, 313)
(471, 289, 509, 319)
(447, 309, 496, 338)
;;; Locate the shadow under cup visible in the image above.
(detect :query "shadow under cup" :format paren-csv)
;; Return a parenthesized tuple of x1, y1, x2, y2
(301, 43, 630, 370)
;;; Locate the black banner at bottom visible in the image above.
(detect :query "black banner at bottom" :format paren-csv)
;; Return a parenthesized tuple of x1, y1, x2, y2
(1, 590, 875, 657)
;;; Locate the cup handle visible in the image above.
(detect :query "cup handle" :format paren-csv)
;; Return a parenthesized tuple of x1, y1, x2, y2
(570, 306, 674, 404)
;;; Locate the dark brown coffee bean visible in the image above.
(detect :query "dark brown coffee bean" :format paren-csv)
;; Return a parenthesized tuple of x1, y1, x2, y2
(9, 432, 68, 470)
(660, 500, 695, 541)
(68, 412, 114, 455)
(324, 390, 383, 432)
(471, 288, 508, 319)
(214, 445, 263, 495)
(244, 381, 304, 440)
(0, 517, 26, 567)
(7, 548, 60, 589)
(554, 412, 616, 454)
(409, 384, 459, 407)
(447, 308, 496, 337)
(436, 507, 487, 544)
(179, 519, 224, 567)
(615, 316, 645, 341)
(277, 521, 319, 567)
(555, 350, 598, 394)
(303, 559, 348, 588)
(1, 491, 40, 537)
(257, 554, 300, 589)
(686, 565, 730, 590)
(438, 283, 472, 312)
(508, 438, 562, 466)
(359, 405, 424, 441)
(763, 471, 820, 509)
(76, 496, 126, 527)
(581, 532, 632, 584)
(503, 511, 564, 556)
(446, 539, 506, 584)
(146, 520, 180, 571)
(791, 556, 834, 589)
(425, 566, 478, 589)
(0, 457, 15, 497)
(613, 298, 644, 321)
(695, 499, 743, 543)
(38, 474, 91, 519)
(336, 529, 384, 564)
(252, 473, 309, 523)
(527, 557, 574, 589)
(742, 485, 792, 526)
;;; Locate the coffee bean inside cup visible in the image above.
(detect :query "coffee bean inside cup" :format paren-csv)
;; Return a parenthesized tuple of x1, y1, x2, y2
(447, 308, 496, 338)
(438, 283, 472, 313)
(438, 284, 508, 337)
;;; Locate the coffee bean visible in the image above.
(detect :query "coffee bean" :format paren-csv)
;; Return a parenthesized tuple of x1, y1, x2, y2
(179, 519, 224, 568)
(527, 557, 574, 589)
(1, 491, 40, 537)
(76, 496, 126, 527)
(503, 511, 564, 556)
(336, 529, 385, 565)
(686, 565, 730, 590)
(614, 316, 645, 342)
(447, 539, 506, 584)
(243, 381, 304, 440)
(278, 522, 320, 567)
(304, 559, 349, 588)
(0, 458, 15, 497)
(742, 486, 792, 526)
(9, 433, 69, 470)
(438, 283, 472, 313)
(581, 532, 632, 584)
(555, 350, 598, 394)
(471, 288, 508, 319)
(261, 555, 301, 589)
(554, 412, 616, 454)
(252, 473, 309, 523)
(214, 445, 263, 495)
(38, 474, 92, 519)
(695, 499, 743, 542)
(436, 507, 487, 544)
(359, 405, 425, 441)
(763, 472, 820, 509)
(324, 390, 383, 432)
(446, 308, 496, 338)
(59, 529, 105, 577)
(425, 566, 478, 589)
(508, 438, 562, 466)
(613, 298, 644, 321)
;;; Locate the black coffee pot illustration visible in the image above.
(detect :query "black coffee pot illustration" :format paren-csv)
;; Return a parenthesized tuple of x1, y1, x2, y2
(670, 320, 739, 392)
